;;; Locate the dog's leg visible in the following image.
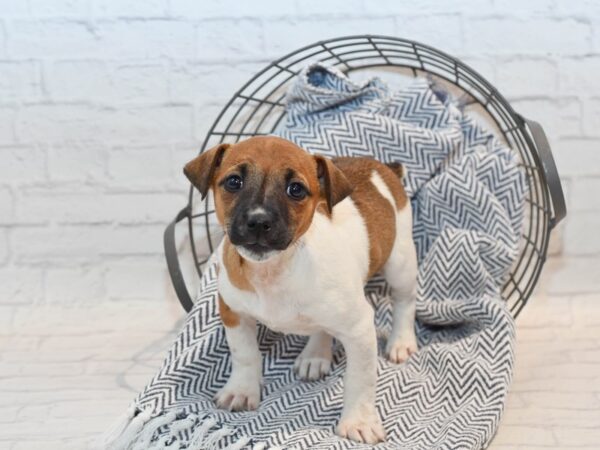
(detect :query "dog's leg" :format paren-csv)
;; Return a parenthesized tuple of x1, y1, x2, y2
(294, 331, 333, 381)
(383, 214, 418, 363)
(335, 305, 385, 444)
(214, 314, 262, 411)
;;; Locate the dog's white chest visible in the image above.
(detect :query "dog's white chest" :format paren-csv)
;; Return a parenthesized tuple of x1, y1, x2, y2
(219, 259, 322, 335)
(217, 198, 370, 335)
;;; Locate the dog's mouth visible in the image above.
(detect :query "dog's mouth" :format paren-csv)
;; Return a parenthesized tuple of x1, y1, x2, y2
(242, 242, 271, 254)
(236, 243, 282, 263)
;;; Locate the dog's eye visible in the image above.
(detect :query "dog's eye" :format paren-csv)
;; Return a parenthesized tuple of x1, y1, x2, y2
(224, 175, 243, 192)
(286, 182, 307, 200)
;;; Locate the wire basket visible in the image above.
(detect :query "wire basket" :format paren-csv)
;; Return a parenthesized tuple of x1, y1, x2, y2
(164, 35, 566, 318)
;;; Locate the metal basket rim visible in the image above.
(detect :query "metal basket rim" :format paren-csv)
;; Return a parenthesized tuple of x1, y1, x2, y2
(184, 34, 554, 318)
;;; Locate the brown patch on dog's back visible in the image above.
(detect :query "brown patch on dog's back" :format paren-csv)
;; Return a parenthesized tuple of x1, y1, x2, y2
(218, 294, 240, 327)
(380, 162, 408, 210)
(332, 157, 408, 279)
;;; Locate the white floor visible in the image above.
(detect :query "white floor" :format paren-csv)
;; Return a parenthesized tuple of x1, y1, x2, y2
(0, 257, 599, 449)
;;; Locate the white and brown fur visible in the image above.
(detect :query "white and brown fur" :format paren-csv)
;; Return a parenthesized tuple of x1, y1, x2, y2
(184, 136, 417, 444)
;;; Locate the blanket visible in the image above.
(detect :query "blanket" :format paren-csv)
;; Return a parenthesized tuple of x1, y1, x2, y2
(104, 63, 527, 450)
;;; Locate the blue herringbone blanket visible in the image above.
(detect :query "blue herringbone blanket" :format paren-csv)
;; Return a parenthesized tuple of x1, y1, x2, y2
(105, 63, 527, 450)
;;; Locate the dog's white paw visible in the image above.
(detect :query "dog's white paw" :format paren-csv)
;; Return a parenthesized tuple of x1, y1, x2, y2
(336, 415, 386, 444)
(386, 335, 417, 364)
(294, 355, 331, 381)
(214, 378, 260, 412)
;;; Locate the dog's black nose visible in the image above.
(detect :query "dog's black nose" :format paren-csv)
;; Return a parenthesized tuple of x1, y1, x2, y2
(246, 210, 272, 233)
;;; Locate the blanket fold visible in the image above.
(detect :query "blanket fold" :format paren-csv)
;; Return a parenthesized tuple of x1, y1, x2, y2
(104, 63, 526, 450)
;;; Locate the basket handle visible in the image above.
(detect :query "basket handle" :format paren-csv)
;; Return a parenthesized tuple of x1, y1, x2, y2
(521, 117, 567, 229)
(164, 206, 194, 313)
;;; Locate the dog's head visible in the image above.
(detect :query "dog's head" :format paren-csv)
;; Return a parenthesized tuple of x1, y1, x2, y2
(184, 136, 352, 262)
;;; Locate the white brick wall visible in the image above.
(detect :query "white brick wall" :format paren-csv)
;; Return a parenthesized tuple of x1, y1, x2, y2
(0, 0, 598, 305)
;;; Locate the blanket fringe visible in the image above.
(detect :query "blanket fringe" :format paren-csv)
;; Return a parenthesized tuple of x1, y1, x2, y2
(100, 406, 255, 450)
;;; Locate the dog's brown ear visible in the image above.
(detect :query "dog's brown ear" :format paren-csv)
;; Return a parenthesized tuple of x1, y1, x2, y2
(183, 143, 231, 199)
(314, 155, 353, 213)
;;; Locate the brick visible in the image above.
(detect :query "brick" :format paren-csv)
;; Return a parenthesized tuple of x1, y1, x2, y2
(555, 0, 600, 16)
(555, 427, 600, 446)
(395, 14, 463, 55)
(0, 406, 18, 423)
(496, 58, 558, 98)
(583, 97, 600, 137)
(368, 0, 492, 14)
(0, 306, 15, 335)
(17, 188, 110, 225)
(553, 138, 600, 177)
(0, 107, 18, 144)
(197, 19, 264, 60)
(0, 22, 6, 58)
(47, 60, 111, 100)
(169, 62, 264, 104)
(0, 146, 46, 181)
(12, 439, 90, 450)
(263, 17, 396, 57)
(19, 104, 193, 145)
(45, 266, 105, 303)
(570, 178, 600, 211)
(492, 425, 556, 446)
(559, 56, 600, 95)
(564, 211, 600, 256)
(11, 225, 108, 262)
(0, 61, 43, 100)
(111, 63, 169, 102)
(465, 17, 591, 55)
(8, 20, 101, 58)
(299, 0, 364, 14)
(169, 0, 295, 18)
(571, 294, 600, 327)
(502, 406, 600, 429)
(47, 142, 107, 182)
(520, 391, 600, 410)
(491, 0, 555, 13)
(0, 0, 29, 15)
(29, 0, 90, 17)
(510, 98, 581, 143)
(18, 362, 85, 376)
(49, 60, 169, 103)
(17, 404, 52, 422)
(17, 104, 105, 143)
(571, 348, 600, 363)
(49, 399, 131, 418)
(542, 257, 600, 296)
(100, 20, 195, 59)
(105, 257, 169, 300)
(0, 229, 8, 264)
(0, 268, 44, 304)
(108, 146, 173, 186)
(107, 192, 183, 224)
(11, 221, 171, 265)
(0, 187, 15, 225)
(100, 224, 165, 255)
(93, 0, 167, 17)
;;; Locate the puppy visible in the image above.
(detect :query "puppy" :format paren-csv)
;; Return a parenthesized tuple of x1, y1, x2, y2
(184, 136, 417, 444)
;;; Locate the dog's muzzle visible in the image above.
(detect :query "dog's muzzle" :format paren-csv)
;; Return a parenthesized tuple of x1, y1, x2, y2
(228, 207, 291, 258)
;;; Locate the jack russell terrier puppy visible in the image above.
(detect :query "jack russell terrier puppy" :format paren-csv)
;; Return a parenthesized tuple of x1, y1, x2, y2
(184, 136, 418, 444)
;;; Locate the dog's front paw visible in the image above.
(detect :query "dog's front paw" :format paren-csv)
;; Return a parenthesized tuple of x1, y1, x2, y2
(294, 355, 331, 381)
(386, 335, 417, 364)
(214, 378, 260, 412)
(337, 415, 386, 444)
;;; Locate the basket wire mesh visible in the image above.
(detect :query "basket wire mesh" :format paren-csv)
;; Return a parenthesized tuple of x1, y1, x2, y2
(173, 35, 565, 318)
